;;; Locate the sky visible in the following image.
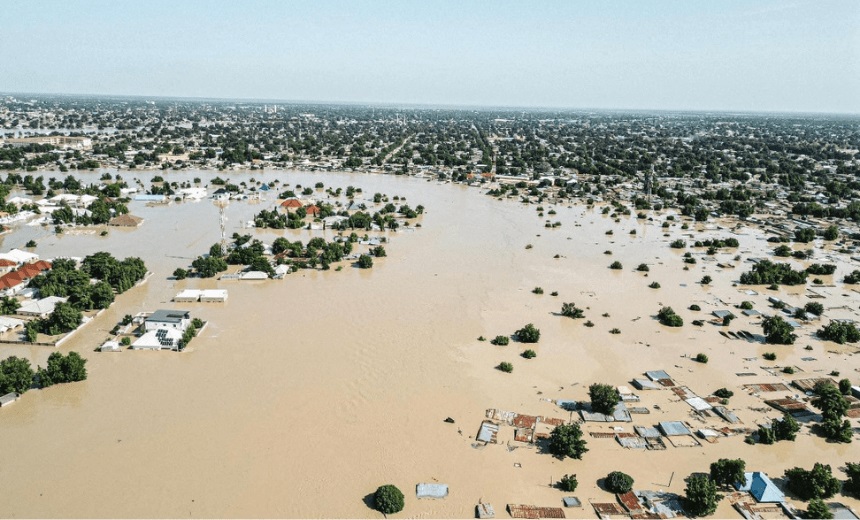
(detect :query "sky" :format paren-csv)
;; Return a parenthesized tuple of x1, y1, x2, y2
(2, 0, 859, 113)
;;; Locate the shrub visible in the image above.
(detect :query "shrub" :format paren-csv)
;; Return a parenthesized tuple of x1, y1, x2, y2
(689, 304, 701, 311)
(490, 335, 509, 346)
(532, 287, 544, 294)
(804, 302, 824, 316)
(609, 328, 621, 334)
(713, 388, 734, 399)
(609, 261, 623, 270)
(695, 353, 709, 363)
(522, 349, 536, 359)
(701, 275, 712, 285)
(637, 263, 650, 272)
(670, 239, 686, 248)
(605, 471, 634, 494)
(561, 302, 585, 318)
(173, 268, 188, 280)
(783, 366, 795, 374)
(740, 301, 753, 310)
(497, 362, 513, 373)
(515, 323, 540, 343)
(657, 307, 683, 327)
(373, 485, 405, 514)
(845, 270, 860, 284)
(557, 474, 578, 492)
(357, 254, 374, 269)
(763, 352, 776, 361)
(648, 282, 661, 289)
(584, 321, 594, 327)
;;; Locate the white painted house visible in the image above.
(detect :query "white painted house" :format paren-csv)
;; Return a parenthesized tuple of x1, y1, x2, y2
(144, 309, 191, 333)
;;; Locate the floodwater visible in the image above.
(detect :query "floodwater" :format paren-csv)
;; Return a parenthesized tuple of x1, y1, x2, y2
(0, 169, 858, 518)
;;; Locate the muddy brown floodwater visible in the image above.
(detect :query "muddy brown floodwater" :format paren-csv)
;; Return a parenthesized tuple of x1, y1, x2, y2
(0, 169, 857, 518)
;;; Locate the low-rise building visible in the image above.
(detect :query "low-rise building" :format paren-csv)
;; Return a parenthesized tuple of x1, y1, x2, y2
(145, 309, 191, 332)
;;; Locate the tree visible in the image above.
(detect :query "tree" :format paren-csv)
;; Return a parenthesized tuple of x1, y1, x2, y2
(515, 323, 540, 343)
(589, 383, 620, 415)
(805, 498, 833, 519)
(818, 321, 860, 344)
(772, 413, 801, 441)
(784, 463, 841, 500)
(557, 474, 578, 492)
(609, 261, 623, 269)
(38, 351, 87, 387)
(762, 315, 797, 345)
(192, 255, 228, 278)
(560, 302, 585, 318)
(89, 281, 115, 309)
(605, 471, 634, 494)
(0, 356, 34, 394)
(813, 381, 852, 442)
(794, 227, 816, 243)
(41, 302, 83, 335)
(684, 475, 718, 517)
(357, 254, 373, 269)
(173, 268, 188, 280)
(823, 225, 839, 241)
(0, 296, 20, 315)
(845, 462, 860, 497)
(710, 459, 746, 488)
(547, 423, 588, 459)
(373, 484, 404, 514)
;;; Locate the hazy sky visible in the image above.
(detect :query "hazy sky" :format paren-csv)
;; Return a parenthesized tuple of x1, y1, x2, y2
(2, 1, 858, 113)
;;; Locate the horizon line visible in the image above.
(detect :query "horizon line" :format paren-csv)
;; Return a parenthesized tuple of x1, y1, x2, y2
(2, 90, 859, 118)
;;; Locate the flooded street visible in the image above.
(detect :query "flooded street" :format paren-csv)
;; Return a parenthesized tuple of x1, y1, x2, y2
(0, 169, 858, 518)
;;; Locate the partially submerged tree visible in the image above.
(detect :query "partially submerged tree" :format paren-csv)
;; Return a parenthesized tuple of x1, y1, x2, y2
(547, 423, 588, 459)
(589, 383, 620, 415)
(762, 315, 797, 345)
(605, 471, 634, 494)
(684, 475, 718, 517)
(784, 463, 841, 500)
(710, 458, 746, 488)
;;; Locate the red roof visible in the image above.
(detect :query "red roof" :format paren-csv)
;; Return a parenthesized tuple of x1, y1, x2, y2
(304, 205, 320, 216)
(0, 271, 25, 290)
(0, 259, 17, 267)
(280, 198, 302, 208)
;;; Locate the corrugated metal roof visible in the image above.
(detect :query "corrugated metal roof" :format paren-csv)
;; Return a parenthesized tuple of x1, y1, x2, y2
(416, 483, 448, 499)
(507, 504, 566, 519)
(645, 370, 671, 381)
(658, 421, 691, 436)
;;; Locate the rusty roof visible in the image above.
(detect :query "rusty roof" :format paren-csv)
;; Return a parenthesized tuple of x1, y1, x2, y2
(513, 414, 538, 429)
(617, 492, 643, 513)
(507, 504, 566, 519)
(744, 383, 790, 393)
(591, 502, 626, 516)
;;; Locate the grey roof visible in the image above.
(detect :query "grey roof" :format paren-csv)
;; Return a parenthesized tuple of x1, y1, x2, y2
(563, 497, 582, 508)
(147, 309, 190, 323)
(633, 378, 660, 390)
(713, 310, 734, 319)
(713, 406, 740, 424)
(742, 309, 761, 316)
(635, 426, 662, 438)
(658, 421, 691, 436)
(416, 483, 448, 499)
(645, 370, 671, 381)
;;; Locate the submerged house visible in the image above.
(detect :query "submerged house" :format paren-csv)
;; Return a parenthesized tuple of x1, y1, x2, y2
(735, 472, 784, 503)
(145, 310, 191, 332)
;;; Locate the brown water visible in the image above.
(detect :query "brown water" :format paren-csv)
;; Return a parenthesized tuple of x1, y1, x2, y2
(0, 170, 858, 518)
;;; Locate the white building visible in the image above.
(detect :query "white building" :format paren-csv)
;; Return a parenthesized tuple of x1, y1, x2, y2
(17, 296, 68, 318)
(144, 309, 191, 333)
(132, 328, 184, 351)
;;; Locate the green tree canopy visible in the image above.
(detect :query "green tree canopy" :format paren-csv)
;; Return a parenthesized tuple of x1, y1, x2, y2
(710, 458, 746, 488)
(373, 484, 404, 514)
(684, 475, 718, 517)
(589, 383, 620, 415)
(547, 423, 588, 460)
(0, 356, 34, 394)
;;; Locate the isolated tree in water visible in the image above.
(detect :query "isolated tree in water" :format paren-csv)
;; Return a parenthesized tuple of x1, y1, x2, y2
(373, 484, 404, 514)
(548, 423, 588, 459)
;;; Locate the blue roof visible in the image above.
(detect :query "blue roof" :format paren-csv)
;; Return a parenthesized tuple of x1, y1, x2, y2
(736, 472, 784, 503)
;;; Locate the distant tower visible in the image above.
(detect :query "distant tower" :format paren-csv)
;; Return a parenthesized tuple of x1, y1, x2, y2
(214, 199, 228, 253)
(644, 167, 653, 200)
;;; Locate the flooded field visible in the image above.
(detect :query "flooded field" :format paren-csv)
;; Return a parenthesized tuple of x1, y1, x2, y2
(0, 169, 858, 518)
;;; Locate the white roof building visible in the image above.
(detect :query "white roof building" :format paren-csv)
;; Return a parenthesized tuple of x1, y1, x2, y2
(0, 249, 39, 265)
(18, 296, 68, 318)
(132, 328, 183, 351)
